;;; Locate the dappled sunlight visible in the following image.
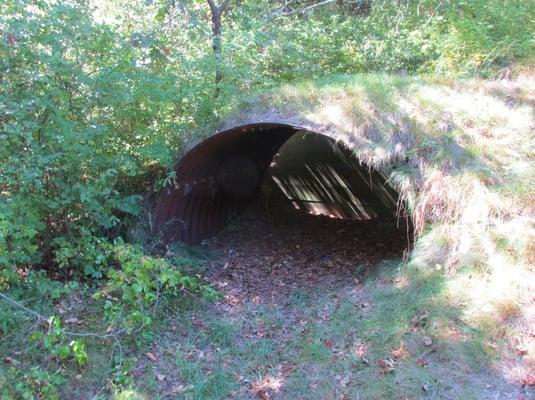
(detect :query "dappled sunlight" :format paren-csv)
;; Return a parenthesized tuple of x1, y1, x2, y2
(415, 85, 533, 132)
(442, 235, 535, 385)
(284, 75, 535, 389)
(266, 134, 398, 221)
(447, 261, 526, 320)
(113, 389, 147, 400)
(392, 274, 409, 289)
(3, 0, 535, 396)
(312, 104, 346, 126)
(251, 374, 285, 397)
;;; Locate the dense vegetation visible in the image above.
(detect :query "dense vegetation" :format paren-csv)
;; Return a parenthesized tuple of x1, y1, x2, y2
(1, 0, 534, 398)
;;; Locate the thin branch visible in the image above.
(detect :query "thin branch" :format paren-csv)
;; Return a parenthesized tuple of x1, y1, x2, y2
(206, 0, 231, 15)
(205, 0, 217, 14)
(274, 0, 337, 17)
(0, 292, 47, 322)
(219, 0, 232, 13)
(63, 328, 128, 339)
(152, 281, 161, 315)
(0, 292, 127, 340)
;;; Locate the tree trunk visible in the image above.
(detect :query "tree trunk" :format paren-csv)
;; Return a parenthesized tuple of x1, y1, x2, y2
(206, 0, 231, 97)
(211, 8, 223, 97)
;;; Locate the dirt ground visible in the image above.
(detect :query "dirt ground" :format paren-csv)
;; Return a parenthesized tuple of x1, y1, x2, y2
(139, 202, 526, 400)
(204, 201, 410, 306)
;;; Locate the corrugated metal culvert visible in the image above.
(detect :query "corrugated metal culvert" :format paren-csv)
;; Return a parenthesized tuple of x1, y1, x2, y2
(154, 123, 399, 244)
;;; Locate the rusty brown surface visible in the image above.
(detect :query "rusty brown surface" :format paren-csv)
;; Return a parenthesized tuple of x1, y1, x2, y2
(153, 123, 398, 244)
(154, 123, 296, 243)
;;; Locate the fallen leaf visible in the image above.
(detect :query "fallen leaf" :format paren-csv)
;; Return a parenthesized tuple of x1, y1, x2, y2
(391, 342, 408, 359)
(281, 363, 297, 377)
(354, 341, 368, 358)
(325, 340, 334, 350)
(256, 390, 272, 400)
(155, 374, 166, 382)
(145, 352, 158, 362)
(422, 336, 433, 346)
(3, 357, 20, 365)
(376, 358, 396, 374)
(250, 381, 272, 400)
(416, 357, 428, 366)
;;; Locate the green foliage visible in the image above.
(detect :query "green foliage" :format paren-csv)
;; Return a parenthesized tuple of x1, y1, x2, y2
(217, 0, 535, 88)
(95, 241, 218, 330)
(8, 367, 64, 400)
(0, 242, 217, 399)
(1, 315, 86, 400)
(2, 0, 533, 283)
(0, 0, 182, 281)
(1, 0, 533, 398)
(40, 317, 88, 367)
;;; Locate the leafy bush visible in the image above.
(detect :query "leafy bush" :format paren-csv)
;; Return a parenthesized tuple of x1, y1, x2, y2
(95, 240, 218, 330)
(0, 0, 181, 281)
(0, 241, 217, 399)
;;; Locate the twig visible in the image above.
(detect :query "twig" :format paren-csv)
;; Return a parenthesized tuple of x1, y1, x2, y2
(0, 292, 47, 322)
(273, 0, 336, 17)
(152, 281, 161, 315)
(0, 292, 127, 340)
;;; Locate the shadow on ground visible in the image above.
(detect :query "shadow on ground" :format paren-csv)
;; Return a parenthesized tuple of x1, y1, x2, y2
(130, 204, 526, 400)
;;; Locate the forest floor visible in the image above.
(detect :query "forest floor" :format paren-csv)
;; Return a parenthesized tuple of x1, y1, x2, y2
(128, 203, 529, 400)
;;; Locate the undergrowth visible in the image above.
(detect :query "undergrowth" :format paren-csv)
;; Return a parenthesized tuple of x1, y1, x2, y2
(1, 0, 534, 397)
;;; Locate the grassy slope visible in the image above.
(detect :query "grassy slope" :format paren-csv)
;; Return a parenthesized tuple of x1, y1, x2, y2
(3, 72, 533, 399)
(116, 72, 535, 399)
(238, 71, 535, 381)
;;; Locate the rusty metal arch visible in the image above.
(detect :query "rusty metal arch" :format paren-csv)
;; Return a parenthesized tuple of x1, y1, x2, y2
(153, 123, 398, 244)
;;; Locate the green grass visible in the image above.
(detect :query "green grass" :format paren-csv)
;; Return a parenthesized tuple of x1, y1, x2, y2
(112, 255, 520, 400)
(3, 70, 534, 398)
(2, 255, 523, 399)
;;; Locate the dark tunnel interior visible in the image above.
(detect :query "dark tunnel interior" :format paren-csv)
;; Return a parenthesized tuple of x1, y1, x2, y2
(153, 123, 402, 244)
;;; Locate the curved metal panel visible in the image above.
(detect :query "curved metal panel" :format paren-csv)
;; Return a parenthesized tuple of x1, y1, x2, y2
(154, 123, 296, 243)
(154, 123, 399, 244)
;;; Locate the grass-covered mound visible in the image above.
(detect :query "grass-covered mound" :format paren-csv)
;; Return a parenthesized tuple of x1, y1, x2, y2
(126, 71, 535, 399)
(224, 72, 535, 264)
(2, 71, 534, 398)
(209, 72, 535, 383)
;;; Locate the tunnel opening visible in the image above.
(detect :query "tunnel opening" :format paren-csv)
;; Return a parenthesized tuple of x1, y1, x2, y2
(154, 123, 410, 247)
(154, 122, 412, 298)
